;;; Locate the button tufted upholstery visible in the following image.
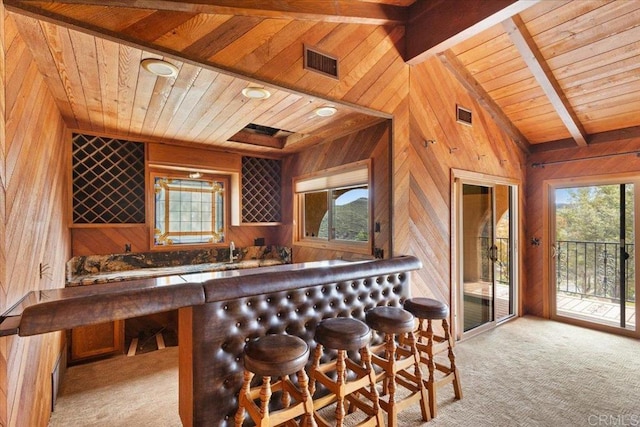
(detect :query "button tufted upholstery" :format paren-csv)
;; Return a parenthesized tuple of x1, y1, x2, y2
(183, 256, 421, 426)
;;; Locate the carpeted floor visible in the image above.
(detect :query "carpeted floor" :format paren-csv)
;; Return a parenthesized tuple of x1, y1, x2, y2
(49, 316, 640, 426)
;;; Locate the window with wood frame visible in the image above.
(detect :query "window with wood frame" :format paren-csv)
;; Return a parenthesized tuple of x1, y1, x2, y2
(294, 160, 371, 254)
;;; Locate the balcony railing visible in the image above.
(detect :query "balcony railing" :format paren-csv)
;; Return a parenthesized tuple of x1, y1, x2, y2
(555, 240, 636, 304)
(479, 236, 510, 286)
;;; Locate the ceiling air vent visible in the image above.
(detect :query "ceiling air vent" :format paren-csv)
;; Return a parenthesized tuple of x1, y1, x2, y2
(456, 105, 472, 126)
(304, 46, 339, 79)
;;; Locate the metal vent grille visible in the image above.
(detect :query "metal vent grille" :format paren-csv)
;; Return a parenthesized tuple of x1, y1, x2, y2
(72, 133, 145, 224)
(304, 46, 339, 79)
(456, 105, 472, 126)
(242, 157, 282, 223)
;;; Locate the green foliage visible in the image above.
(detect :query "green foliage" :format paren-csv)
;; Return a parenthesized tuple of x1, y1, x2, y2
(318, 197, 369, 241)
(555, 184, 636, 302)
(556, 185, 634, 243)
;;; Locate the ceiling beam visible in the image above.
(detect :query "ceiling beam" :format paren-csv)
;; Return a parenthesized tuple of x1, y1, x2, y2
(503, 15, 588, 147)
(18, 0, 408, 25)
(438, 50, 530, 154)
(530, 125, 640, 154)
(405, 0, 539, 65)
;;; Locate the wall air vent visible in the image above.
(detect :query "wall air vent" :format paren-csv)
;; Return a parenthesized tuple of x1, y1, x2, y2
(304, 45, 339, 79)
(456, 105, 472, 126)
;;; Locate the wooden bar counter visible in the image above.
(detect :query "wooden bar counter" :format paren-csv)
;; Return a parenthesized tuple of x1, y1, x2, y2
(0, 256, 422, 426)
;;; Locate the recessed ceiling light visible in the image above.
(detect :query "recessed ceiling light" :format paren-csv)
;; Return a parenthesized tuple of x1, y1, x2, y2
(141, 59, 178, 78)
(242, 87, 272, 100)
(314, 106, 337, 117)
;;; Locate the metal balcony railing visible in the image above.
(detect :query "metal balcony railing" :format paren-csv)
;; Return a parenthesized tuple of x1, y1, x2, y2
(555, 240, 636, 304)
(479, 237, 510, 286)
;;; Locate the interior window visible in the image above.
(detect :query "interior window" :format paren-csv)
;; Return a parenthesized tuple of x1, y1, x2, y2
(332, 186, 369, 242)
(303, 191, 329, 238)
(295, 161, 371, 252)
(152, 174, 227, 247)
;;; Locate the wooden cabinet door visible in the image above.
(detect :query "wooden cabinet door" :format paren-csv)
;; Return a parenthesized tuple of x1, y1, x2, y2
(70, 320, 124, 361)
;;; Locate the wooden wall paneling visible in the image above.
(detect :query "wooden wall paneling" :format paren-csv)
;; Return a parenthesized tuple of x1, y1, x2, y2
(71, 226, 149, 256)
(148, 142, 241, 171)
(209, 17, 292, 66)
(526, 137, 640, 317)
(9, 14, 78, 129)
(120, 10, 197, 42)
(226, 225, 280, 249)
(408, 57, 527, 313)
(72, 143, 285, 255)
(1, 1, 7, 425)
(254, 21, 340, 83)
(232, 19, 316, 75)
(154, 14, 235, 53)
(3, 14, 71, 426)
(280, 120, 391, 263)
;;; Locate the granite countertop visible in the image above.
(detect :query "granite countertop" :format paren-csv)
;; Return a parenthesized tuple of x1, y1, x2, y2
(67, 259, 285, 286)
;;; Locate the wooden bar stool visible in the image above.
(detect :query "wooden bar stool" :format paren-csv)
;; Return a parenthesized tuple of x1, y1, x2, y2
(235, 334, 316, 427)
(404, 297, 462, 418)
(309, 317, 383, 427)
(365, 306, 430, 427)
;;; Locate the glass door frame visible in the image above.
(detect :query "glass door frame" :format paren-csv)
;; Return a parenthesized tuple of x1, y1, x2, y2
(451, 169, 520, 341)
(546, 173, 640, 338)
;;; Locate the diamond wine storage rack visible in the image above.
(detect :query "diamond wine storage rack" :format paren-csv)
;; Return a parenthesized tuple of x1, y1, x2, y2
(72, 134, 145, 224)
(241, 156, 282, 224)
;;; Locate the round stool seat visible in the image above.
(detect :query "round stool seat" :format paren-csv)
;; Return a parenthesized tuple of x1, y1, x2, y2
(366, 306, 415, 334)
(243, 334, 309, 377)
(404, 297, 449, 320)
(315, 317, 371, 351)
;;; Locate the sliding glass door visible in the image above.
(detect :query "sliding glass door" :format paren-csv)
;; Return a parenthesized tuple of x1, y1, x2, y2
(453, 172, 518, 338)
(552, 183, 637, 331)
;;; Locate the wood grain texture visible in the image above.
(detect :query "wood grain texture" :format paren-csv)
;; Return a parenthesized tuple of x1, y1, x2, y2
(0, 2, 7, 425)
(2, 13, 71, 426)
(408, 57, 527, 330)
(279, 120, 391, 263)
(526, 137, 640, 317)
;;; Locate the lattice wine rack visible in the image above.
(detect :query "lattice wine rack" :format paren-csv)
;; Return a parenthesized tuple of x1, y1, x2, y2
(242, 156, 282, 224)
(72, 134, 145, 224)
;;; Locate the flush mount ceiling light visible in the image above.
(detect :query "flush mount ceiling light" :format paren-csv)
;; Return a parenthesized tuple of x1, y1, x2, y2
(140, 58, 178, 78)
(242, 87, 271, 100)
(314, 106, 337, 117)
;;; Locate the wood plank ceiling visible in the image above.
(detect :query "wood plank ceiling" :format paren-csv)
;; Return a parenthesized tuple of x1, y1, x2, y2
(4, 0, 640, 156)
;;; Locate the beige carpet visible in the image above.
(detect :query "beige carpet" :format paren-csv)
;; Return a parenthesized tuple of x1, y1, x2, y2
(48, 347, 181, 427)
(49, 316, 640, 426)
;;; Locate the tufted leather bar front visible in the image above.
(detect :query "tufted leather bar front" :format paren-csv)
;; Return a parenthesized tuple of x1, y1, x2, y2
(178, 255, 422, 426)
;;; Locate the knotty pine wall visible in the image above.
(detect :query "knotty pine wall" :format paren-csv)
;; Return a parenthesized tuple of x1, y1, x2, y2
(526, 138, 640, 317)
(280, 120, 391, 263)
(1, 12, 71, 427)
(407, 57, 528, 313)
